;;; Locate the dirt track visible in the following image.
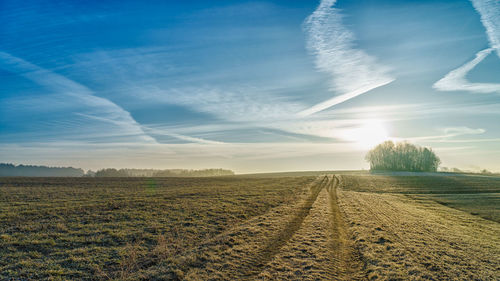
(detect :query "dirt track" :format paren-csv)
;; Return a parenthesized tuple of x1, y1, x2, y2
(166, 175, 365, 280)
(257, 175, 364, 280)
(164, 175, 499, 280)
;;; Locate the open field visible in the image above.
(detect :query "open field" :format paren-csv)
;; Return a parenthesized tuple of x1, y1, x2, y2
(0, 173, 499, 280)
(0, 176, 313, 279)
(340, 174, 500, 222)
(338, 174, 500, 280)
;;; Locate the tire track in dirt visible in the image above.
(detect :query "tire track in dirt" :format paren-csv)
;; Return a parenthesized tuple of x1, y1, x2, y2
(236, 175, 329, 279)
(256, 175, 337, 280)
(163, 175, 328, 280)
(327, 175, 366, 280)
(254, 175, 366, 280)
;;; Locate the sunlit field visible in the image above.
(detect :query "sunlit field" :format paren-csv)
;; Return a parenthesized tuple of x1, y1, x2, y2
(340, 174, 500, 222)
(1, 173, 498, 280)
(0, 176, 312, 279)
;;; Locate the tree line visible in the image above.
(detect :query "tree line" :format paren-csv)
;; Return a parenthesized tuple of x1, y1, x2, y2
(0, 163, 234, 177)
(365, 141, 441, 172)
(0, 163, 85, 177)
(93, 168, 234, 177)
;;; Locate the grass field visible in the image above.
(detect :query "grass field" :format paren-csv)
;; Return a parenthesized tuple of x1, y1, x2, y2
(0, 176, 312, 279)
(340, 173, 500, 222)
(0, 173, 499, 280)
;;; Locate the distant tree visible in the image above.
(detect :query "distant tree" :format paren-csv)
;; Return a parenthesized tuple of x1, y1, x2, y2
(84, 170, 96, 177)
(440, 167, 449, 172)
(94, 168, 129, 177)
(365, 141, 441, 172)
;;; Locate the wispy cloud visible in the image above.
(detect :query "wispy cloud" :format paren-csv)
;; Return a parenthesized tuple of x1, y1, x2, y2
(137, 86, 303, 122)
(299, 0, 394, 116)
(401, 126, 486, 143)
(470, 0, 500, 52)
(442, 126, 485, 136)
(434, 0, 500, 94)
(141, 125, 225, 145)
(75, 113, 222, 144)
(0, 51, 155, 143)
(433, 48, 500, 94)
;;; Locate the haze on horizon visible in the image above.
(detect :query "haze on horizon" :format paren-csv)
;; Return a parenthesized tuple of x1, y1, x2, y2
(1, 0, 499, 174)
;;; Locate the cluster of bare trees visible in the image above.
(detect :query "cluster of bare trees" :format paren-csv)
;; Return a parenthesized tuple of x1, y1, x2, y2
(365, 141, 441, 172)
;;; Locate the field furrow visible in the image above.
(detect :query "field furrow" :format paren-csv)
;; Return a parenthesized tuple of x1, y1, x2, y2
(338, 179, 500, 280)
(255, 175, 364, 280)
(326, 176, 365, 280)
(163, 175, 328, 280)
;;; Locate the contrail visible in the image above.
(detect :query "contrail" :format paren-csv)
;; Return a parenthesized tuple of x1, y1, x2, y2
(299, 0, 394, 117)
(141, 125, 226, 145)
(298, 80, 391, 117)
(470, 0, 500, 53)
(433, 0, 500, 94)
(433, 48, 500, 94)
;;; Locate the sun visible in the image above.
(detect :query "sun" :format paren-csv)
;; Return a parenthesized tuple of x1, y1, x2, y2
(343, 119, 390, 149)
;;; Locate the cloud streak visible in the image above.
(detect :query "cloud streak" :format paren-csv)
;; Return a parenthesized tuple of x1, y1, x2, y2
(433, 48, 500, 94)
(299, 0, 394, 116)
(0, 51, 156, 143)
(138, 86, 303, 122)
(434, 0, 500, 94)
(142, 125, 226, 145)
(471, 0, 500, 52)
(400, 126, 486, 143)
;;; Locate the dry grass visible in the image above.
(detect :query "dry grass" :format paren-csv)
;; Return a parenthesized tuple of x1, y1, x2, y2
(257, 176, 364, 280)
(169, 175, 327, 280)
(1, 173, 499, 280)
(338, 174, 500, 280)
(172, 175, 365, 280)
(340, 174, 500, 222)
(0, 176, 313, 280)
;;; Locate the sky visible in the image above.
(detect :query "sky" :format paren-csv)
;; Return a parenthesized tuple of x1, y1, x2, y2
(1, 0, 499, 173)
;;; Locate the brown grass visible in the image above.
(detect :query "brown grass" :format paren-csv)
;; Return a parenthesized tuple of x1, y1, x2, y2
(257, 175, 364, 280)
(0, 176, 313, 280)
(338, 174, 500, 280)
(1, 173, 498, 280)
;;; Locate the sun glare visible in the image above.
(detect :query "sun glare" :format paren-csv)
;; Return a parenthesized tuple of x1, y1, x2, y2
(343, 119, 390, 149)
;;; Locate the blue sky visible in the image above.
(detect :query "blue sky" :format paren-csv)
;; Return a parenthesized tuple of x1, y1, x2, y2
(1, 0, 499, 173)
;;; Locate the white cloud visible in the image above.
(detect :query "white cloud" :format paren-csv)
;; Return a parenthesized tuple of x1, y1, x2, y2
(299, 0, 394, 116)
